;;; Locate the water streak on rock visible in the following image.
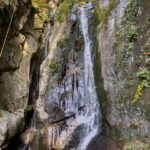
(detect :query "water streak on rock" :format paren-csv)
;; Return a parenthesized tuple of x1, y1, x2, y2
(76, 4, 101, 150)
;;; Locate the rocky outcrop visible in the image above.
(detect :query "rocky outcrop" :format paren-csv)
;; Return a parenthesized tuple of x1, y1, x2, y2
(98, 0, 150, 141)
(0, 0, 50, 146)
(26, 3, 99, 150)
(0, 0, 150, 149)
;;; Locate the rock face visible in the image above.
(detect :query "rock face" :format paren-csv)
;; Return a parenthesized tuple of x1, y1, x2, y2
(98, 0, 150, 141)
(28, 4, 99, 150)
(0, 0, 49, 146)
(0, 0, 150, 149)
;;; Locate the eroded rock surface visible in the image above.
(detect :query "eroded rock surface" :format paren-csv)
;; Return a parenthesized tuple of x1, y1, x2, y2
(1, 0, 150, 149)
(0, 0, 49, 146)
(98, 0, 150, 141)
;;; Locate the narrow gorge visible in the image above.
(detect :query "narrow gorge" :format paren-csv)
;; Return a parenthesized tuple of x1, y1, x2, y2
(0, 0, 150, 150)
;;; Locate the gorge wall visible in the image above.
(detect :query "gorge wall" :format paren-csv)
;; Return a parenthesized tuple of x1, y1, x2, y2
(0, 0, 150, 149)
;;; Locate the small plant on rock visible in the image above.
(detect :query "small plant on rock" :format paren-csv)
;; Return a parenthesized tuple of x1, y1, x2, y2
(128, 42, 133, 50)
(127, 27, 139, 42)
(136, 68, 149, 79)
(141, 80, 149, 88)
(124, 141, 149, 150)
(132, 68, 150, 103)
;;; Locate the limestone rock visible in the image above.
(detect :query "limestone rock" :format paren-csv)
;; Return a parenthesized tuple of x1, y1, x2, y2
(0, 35, 38, 112)
(98, 0, 150, 140)
(0, 109, 24, 146)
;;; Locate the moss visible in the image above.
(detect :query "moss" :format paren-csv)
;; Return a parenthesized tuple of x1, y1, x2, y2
(124, 0, 142, 22)
(124, 141, 149, 150)
(57, 39, 66, 48)
(127, 27, 139, 42)
(15, 118, 25, 133)
(49, 58, 61, 74)
(126, 80, 135, 87)
(61, 49, 70, 60)
(93, 0, 116, 25)
(32, 0, 52, 22)
(32, 0, 52, 9)
(106, 123, 123, 142)
(110, 0, 150, 140)
(38, 12, 49, 21)
(113, 0, 142, 71)
(57, 38, 71, 61)
(55, 0, 73, 22)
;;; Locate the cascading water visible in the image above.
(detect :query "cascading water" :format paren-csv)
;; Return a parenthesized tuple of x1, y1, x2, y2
(76, 4, 101, 150)
(45, 3, 101, 150)
(27, 3, 101, 150)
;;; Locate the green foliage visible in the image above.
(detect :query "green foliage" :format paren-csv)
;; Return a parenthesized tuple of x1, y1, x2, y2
(32, 0, 52, 9)
(128, 42, 133, 50)
(26, 105, 33, 111)
(55, 0, 73, 22)
(93, 0, 116, 24)
(57, 39, 65, 48)
(38, 12, 49, 21)
(136, 68, 149, 79)
(57, 38, 69, 49)
(49, 58, 61, 74)
(32, 0, 51, 22)
(125, 145, 136, 150)
(49, 59, 61, 69)
(141, 80, 149, 88)
(127, 27, 139, 42)
(57, 38, 70, 61)
(132, 69, 150, 103)
(125, 0, 141, 22)
(125, 142, 149, 150)
(61, 49, 70, 60)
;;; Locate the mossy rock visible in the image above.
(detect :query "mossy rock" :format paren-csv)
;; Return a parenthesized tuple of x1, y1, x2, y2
(93, 0, 117, 25)
(55, 0, 73, 22)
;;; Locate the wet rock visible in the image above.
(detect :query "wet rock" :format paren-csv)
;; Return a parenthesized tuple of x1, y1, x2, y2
(29, 3, 100, 150)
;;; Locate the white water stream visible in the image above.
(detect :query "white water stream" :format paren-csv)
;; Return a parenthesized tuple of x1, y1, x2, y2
(76, 5, 101, 150)
(27, 3, 101, 150)
(45, 4, 101, 150)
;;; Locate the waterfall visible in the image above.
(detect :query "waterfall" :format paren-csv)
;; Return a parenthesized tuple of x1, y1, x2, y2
(45, 4, 102, 150)
(27, 3, 101, 150)
(76, 4, 102, 150)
